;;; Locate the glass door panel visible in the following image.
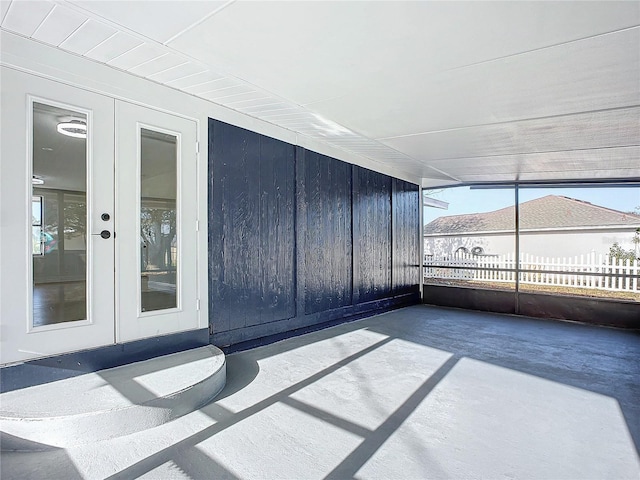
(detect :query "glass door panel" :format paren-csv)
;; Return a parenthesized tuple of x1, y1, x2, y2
(140, 128, 178, 312)
(32, 102, 88, 327)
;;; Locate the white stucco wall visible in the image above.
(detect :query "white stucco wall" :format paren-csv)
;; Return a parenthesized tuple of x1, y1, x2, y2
(520, 228, 638, 258)
(424, 227, 639, 259)
(424, 232, 514, 258)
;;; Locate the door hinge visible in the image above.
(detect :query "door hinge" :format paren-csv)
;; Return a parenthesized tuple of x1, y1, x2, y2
(195, 220, 199, 231)
(196, 299, 201, 311)
(208, 324, 213, 335)
(195, 141, 200, 154)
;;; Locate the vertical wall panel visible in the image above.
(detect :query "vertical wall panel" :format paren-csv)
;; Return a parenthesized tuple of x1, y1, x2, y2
(256, 135, 296, 325)
(392, 179, 421, 295)
(304, 150, 352, 315)
(209, 119, 295, 334)
(353, 166, 392, 303)
(209, 119, 420, 346)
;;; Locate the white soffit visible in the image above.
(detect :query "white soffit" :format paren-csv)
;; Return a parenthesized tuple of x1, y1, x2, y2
(67, 0, 230, 44)
(1, 0, 639, 185)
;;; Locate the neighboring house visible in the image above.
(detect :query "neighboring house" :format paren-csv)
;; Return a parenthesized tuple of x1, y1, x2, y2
(424, 195, 640, 258)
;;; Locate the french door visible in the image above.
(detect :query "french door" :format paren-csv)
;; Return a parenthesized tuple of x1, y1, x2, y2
(0, 68, 198, 365)
(115, 101, 198, 343)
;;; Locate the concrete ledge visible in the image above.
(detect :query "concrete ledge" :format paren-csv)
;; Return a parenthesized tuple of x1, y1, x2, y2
(422, 284, 640, 329)
(423, 284, 516, 314)
(0, 345, 226, 449)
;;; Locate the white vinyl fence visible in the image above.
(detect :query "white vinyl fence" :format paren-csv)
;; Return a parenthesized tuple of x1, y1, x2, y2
(424, 252, 639, 292)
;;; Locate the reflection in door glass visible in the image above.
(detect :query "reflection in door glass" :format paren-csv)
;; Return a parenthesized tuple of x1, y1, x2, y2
(140, 128, 178, 312)
(32, 102, 87, 327)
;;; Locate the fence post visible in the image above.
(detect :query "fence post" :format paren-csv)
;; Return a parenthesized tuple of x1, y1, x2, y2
(625, 257, 630, 291)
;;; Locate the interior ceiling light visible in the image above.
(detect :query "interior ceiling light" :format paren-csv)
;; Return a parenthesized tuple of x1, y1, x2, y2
(32, 175, 44, 185)
(57, 116, 87, 139)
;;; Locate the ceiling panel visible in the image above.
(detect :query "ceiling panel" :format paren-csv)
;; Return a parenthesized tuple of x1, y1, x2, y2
(382, 107, 640, 161)
(84, 31, 141, 64)
(229, 100, 282, 111)
(201, 85, 256, 101)
(1, 0, 53, 36)
(68, 0, 228, 43)
(517, 146, 640, 179)
(127, 52, 187, 77)
(218, 95, 274, 108)
(106, 41, 165, 70)
(147, 61, 206, 84)
(31, 5, 86, 46)
(183, 77, 242, 95)
(265, 113, 313, 121)
(428, 146, 640, 181)
(198, 83, 250, 97)
(241, 103, 296, 115)
(166, 70, 224, 89)
(1, 2, 12, 24)
(311, 28, 639, 140)
(418, 167, 461, 181)
(224, 97, 279, 108)
(260, 110, 308, 120)
(168, 1, 639, 106)
(58, 18, 116, 55)
(449, 173, 516, 183)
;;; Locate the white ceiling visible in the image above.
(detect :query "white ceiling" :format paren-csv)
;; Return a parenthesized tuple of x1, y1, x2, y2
(2, 0, 639, 186)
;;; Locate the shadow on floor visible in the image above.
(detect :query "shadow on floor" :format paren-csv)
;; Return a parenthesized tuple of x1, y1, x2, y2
(4, 305, 637, 479)
(103, 305, 640, 479)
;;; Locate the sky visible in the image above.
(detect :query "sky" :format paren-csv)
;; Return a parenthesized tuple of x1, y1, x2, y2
(423, 185, 640, 225)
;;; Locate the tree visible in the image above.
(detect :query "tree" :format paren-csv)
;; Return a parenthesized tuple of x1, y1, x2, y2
(140, 206, 176, 270)
(609, 241, 637, 263)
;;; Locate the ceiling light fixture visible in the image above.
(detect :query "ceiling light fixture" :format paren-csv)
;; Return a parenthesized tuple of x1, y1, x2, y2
(57, 121, 87, 138)
(56, 116, 87, 139)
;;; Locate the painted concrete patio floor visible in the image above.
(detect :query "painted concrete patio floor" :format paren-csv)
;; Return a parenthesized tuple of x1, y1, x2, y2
(2, 304, 639, 479)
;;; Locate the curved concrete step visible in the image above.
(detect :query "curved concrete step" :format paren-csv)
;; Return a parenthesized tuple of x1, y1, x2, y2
(0, 345, 225, 449)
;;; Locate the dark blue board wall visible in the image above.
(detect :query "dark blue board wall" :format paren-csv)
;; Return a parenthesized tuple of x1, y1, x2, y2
(302, 150, 353, 315)
(209, 120, 296, 334)
(209, 119, 420, 347)
(392, 179, 421, 295)
(353, 166, 392, 303)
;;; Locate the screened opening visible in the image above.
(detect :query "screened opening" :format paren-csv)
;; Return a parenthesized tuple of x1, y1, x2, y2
(424, 183, 640, 303)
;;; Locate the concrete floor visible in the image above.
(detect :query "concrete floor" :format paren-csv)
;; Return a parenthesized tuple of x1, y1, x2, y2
(2, 305, 639, 479)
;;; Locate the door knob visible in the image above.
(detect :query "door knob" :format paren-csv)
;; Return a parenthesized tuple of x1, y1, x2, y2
(92, 230, 111, 239)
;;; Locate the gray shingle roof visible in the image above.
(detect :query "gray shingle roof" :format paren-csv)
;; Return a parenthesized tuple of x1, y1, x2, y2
(424, 195, 640, 234)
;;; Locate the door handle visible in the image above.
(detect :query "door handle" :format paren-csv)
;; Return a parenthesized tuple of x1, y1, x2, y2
(92, 230, 111, 239)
